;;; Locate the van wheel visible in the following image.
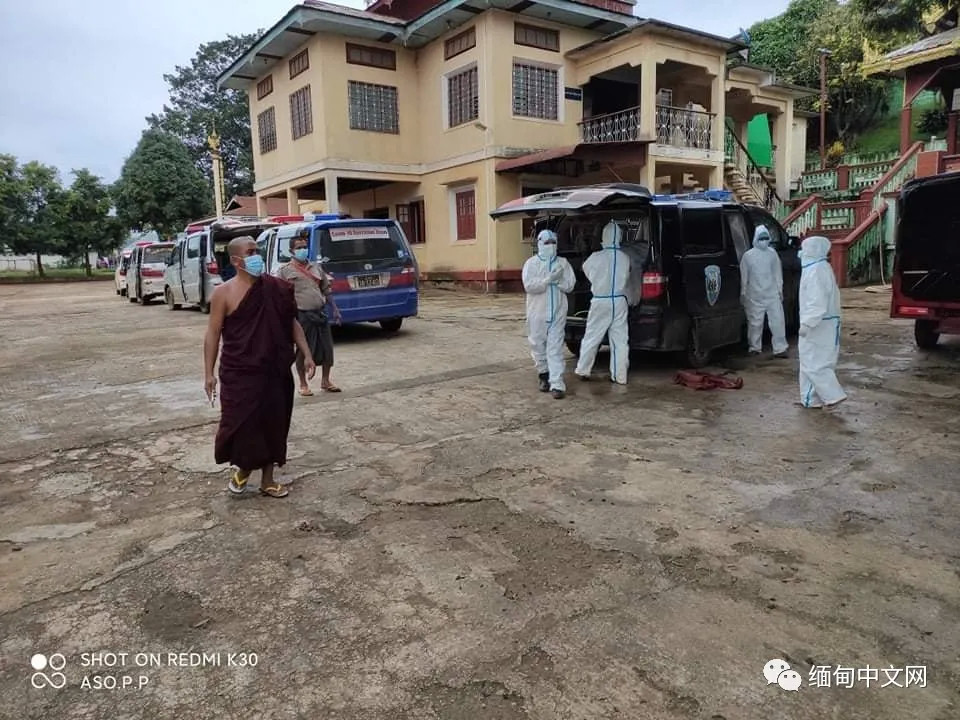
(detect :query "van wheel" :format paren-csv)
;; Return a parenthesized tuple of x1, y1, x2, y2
(915, 319, 940, 349)
(380, 318, 403, 332)
(166, 288, 180, 311)
(685, 334, 712, 368)
(565, 338, 581, 357)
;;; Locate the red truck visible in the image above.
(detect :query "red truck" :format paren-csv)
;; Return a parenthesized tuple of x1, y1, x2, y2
(890, 171, 960, 348)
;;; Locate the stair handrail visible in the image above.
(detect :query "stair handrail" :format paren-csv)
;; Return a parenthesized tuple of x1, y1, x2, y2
(864, 141, 923, 212)
(835, 204, 889, 286)
(781, 193, 820, 237)
(724, 121, 782, 208)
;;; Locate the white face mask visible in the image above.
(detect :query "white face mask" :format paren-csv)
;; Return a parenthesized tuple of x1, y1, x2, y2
(757, 238, 770, 250)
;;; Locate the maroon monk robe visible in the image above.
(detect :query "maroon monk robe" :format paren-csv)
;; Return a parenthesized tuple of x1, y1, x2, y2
(214, 275, 297, 470)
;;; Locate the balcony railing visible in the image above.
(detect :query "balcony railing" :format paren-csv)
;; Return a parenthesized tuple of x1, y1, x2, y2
(656, 104, 715, 149)
(578, 106, 641, 143)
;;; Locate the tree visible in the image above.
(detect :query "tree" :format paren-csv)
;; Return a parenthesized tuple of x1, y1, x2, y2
(62, 169, 124, 277)
(2, 161, 69, 277)
(799, 3, 894, 141)
(853, 0, 958, 36)
(147, 33, 259, 198)
(0, 154, 26, 251)
(746, 0, 836, 82)
(113, 128, 212, 238)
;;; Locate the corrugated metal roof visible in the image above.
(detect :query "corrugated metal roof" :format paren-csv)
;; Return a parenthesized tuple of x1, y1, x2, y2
(302, 0, 406, 25)
(882, 26, 960, 61)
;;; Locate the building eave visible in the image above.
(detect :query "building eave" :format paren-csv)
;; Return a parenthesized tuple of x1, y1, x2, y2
(862, 43, 960, 77)
(217, 4, 406, 90)
(567, 17, 744, 58)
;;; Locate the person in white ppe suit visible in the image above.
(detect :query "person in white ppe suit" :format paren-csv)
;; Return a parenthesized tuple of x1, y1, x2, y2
(522, 229, 576, 399)
(798, 235, 847, 409)
(740, 226, 788, 358)
(574, 221, 631, 384)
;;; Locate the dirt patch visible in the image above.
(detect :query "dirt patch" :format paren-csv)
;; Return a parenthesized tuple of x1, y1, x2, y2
(139, 589, 208, 642)
(426, 680, 528, 719)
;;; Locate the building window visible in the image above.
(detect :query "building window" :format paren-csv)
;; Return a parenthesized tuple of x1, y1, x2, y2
(657, 88, 674, 107)
(447, 66, 479, 128)
(289, 86, 313, 140)
(514, 23, 559, 52)
(257, 107, 277, 154)
(445, 27, 476, 60)
(348, 81, 399, 134)
(397, 200, 425, 244)
(512, 62, 559, 120)
(453, 187, 476, 241)
(346, 42, 396, 70)
(257, 75, 273, 100)
(289, 49, 309, 79)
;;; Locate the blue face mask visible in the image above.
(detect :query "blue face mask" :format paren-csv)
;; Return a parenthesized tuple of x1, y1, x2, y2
(293, 248, 309, 262)
(243, 254, 265, 277)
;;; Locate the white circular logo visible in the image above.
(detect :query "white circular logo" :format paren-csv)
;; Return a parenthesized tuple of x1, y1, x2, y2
(30, 652, 67, 689)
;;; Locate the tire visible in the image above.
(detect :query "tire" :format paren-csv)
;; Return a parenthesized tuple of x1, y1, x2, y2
(565, 338, 582, 357)
(915, 319, 940, 350)
(685, 331, 712, 369)
(166, 288, 180, 311)
(380, 318, 403, 332)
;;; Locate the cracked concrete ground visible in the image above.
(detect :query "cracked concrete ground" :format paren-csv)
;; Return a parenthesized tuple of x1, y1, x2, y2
(0, 282, 958, 720)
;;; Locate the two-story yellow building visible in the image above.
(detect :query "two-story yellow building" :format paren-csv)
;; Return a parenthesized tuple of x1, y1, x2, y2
(218, 0, 810, 288)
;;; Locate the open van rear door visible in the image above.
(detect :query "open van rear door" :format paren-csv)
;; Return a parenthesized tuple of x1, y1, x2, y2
(489, 184, 652, 220)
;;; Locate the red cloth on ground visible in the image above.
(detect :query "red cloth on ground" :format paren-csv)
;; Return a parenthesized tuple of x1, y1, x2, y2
(214, 275, 297, 470)
(674, 370, 744, 390)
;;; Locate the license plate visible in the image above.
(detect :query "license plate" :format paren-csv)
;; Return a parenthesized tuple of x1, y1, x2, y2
(352, 274, 381, 289)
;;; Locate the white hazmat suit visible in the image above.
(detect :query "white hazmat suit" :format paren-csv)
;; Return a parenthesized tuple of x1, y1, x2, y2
(798, 236, 847, 408)
(574, 222, 631, 384)
(522, 230, 576, 396)
(740, 226, 788, 356)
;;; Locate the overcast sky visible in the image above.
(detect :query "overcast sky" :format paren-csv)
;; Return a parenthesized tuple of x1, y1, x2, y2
(0, 0, 791, 185)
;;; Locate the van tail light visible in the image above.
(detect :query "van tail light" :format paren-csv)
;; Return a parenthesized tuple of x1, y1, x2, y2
(640, 271, 667, 300)
(330, 276, 351, 293)
(389, 266, 417, 287)
(896, 305, 932, 317)
(142, 268, 164, 278)
(206, 260, 219, 275)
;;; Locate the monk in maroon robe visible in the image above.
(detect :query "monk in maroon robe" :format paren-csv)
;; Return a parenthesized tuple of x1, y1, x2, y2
(203, 236, 315, 498)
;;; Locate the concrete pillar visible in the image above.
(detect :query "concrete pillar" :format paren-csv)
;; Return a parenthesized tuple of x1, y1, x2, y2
(324, 172, 339, 214)
(773, 105, 792, 199)
(709, 164, 723, 189)
(639, 158, 656, 192)
(640, 56, 658, 143)
(256, 196, 268, 217)
(710, 61, 724, 152)
(286, 187, 299, 215)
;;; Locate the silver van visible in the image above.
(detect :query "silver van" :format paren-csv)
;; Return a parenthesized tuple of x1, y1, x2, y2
(164, 219, 278, 312)
(128, 242, 175, 305)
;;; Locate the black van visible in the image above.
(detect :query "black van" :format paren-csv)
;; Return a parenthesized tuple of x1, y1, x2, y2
(490, 183, 801, 366)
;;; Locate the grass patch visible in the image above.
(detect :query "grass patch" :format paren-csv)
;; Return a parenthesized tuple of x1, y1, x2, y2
(0, 268, 114, 280)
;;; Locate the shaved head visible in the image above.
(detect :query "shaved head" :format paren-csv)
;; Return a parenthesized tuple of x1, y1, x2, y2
(228, 236, 256, 256)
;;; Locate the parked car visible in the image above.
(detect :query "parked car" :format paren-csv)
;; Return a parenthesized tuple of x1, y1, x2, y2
(261, 217, 419, 331)
(490, 183, 801, 367)
(127, 242, 175, 305)
(164, 218, 279, 312)
(890, 170, 960, 348)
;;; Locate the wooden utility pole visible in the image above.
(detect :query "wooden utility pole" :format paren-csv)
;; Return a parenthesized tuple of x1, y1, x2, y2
(819, 48, 831, 168)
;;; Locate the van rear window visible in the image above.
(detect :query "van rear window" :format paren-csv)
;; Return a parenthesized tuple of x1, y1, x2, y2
(318, 225, 407, 267)
(681, 209, 724, 255)
(143, 248, 172, 264)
